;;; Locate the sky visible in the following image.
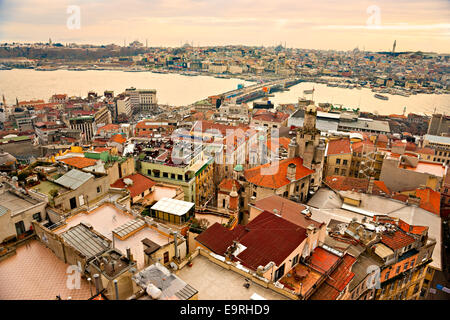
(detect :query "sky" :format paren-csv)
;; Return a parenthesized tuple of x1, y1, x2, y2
(0, 0, 449, 52)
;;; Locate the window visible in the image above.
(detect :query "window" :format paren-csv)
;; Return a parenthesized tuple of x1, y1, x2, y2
(163, 172, 169, 178)
(410, 259, 415, 268)
(32, 213, 42, 222)
(385, 271, 390, 280)
(163, 251, 169, 264)
(97, 186, 101, 193)
(404, 262, 409, 271)
(336, 158, 341, 164)
(343, 159, 348, 165)
(341, 169, 346, 175)
(273, 264, 285, 282)
(147, 169, 152, 175)
(291, 254, 299, 267)
(334, 168, 339, 174)
(178, 174, 183, 180)
(171, 173, 175, 179)
(396, 266, 401, 274)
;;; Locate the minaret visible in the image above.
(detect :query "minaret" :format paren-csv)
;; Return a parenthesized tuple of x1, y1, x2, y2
(392, 40, 396, 54)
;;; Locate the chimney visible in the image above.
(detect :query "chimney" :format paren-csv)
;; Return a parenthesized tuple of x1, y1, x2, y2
(287, 163, 296, 181)
(113, 279, 119, 300)
(368, 177, 375, 194)
(173, 231, 179, 260)
(93, 274, 103, 293)
(288, 137, 297, 158)
(126, 247, 131, 261)
(306, 224, 316, 237)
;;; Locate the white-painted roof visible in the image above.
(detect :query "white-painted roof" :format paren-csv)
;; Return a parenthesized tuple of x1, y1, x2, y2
(151, 197, 194, 216)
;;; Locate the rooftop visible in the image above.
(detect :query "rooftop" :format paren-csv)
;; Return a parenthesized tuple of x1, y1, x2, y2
(133, 263, 198, 300)
(151, 198, 194, 216)
(326, 138, 351, 156)
(60, 157, 98, 169)
(402, 161, 446, 177)
(54, 204, 172, 269)
(196, 211, 307, 271)
(0, 189, 41, 215)
(54, 169, 94, 190)
(251, 195, 322, 229)
(176, 254, 288, 300)
(0, 240, 91, 300)
(244, 157, 314, 189)
(424, 134, 450, 145)
(111, 173, 156, 199)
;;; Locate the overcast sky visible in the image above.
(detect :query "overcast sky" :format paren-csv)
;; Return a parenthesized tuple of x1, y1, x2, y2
(0, 0, 449, 52)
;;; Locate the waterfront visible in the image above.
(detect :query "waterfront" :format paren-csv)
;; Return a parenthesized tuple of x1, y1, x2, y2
(268, 81, 450, 115)
(0, 69, 448, 115)
(0, 69, 253, 106)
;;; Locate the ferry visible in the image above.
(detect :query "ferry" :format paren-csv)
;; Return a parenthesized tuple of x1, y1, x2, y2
(374, 94, 389, 100)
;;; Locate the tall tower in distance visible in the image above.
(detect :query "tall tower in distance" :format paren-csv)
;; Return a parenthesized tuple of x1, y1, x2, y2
(287, 100, 326, 191)
(392, 40, 396, 54)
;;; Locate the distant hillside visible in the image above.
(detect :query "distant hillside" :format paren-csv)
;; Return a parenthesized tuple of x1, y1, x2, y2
(0, 46, 148, 61)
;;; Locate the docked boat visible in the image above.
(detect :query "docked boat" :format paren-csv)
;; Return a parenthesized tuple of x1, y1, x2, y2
(303, 89, 314, 94)
(35, 66, 58, 71)
(0, 65, 12, 70)
(374, 94, 389, 100)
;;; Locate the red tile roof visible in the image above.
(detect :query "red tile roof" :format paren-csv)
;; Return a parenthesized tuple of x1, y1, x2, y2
(381, 229, 416, 250)
(416, 147, 434, 155)
(195, 223, 246, 255)
(252, 195, 322, 229)
(111, 173, 156, 198)
(309, 247, 340, 274)
(98, 124, 120, 133)
(252, 111, 289, 123)
(325, 176, 391, 196)
(218, 178, 240, 192)
(60, 157, 97, 169)
(415, 187, 441, 215)
(310, 253, 356, 300)
(405, 142, 417, 152)
(326, 138, 351, 156)
(351, 140, 374, 153)
(110, 134, 126, 144)
(196, 211, 307, 271)
(244, 157, 314, 189)
(398, 219, 428, 235)
(265, 137, 291, 153)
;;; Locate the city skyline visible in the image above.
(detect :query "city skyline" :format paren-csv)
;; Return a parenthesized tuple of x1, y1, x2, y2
(0, 0, 449, 53)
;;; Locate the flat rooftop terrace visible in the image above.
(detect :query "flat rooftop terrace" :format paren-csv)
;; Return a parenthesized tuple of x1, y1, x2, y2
(0, 240, 91, 300)
(0, 190, 40, 212)
(54, 204, 172, 270)
(176, 255, 288, 300)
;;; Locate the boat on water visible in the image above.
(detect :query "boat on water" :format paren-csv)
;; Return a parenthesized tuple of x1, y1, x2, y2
(35, 66, 59, 71)
(0, 65, 12, 70)
(303, 89, 314, 94)
(374, 94, 389, 100)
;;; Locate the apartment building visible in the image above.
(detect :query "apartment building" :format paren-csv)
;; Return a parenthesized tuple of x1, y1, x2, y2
(324, 138, 352, 178)
(422, 134, 450, 166)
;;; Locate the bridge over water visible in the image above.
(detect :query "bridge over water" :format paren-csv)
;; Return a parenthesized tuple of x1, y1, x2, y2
(205, 77, 307, 107)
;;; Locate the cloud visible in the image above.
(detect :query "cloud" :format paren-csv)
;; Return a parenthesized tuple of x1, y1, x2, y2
(0, 0, 448, 52)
